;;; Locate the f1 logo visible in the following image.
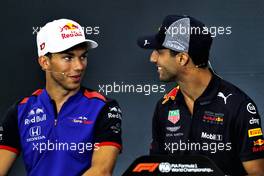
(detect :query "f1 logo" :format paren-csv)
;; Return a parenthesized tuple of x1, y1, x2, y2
(133, 163, 159, 172)
(29, 126, 41, 137)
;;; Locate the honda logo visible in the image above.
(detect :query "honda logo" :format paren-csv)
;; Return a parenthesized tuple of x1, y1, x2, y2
(29, 126, 41, 137)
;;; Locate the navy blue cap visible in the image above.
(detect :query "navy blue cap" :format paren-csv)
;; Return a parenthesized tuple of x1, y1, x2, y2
(137, 15, 213, 67)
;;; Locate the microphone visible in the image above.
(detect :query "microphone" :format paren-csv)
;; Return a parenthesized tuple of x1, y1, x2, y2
(42, 68, 66, 76)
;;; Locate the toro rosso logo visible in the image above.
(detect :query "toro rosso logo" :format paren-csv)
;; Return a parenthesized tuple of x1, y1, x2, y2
(60, 23, 79, 32)
(69, 116, 93, 125)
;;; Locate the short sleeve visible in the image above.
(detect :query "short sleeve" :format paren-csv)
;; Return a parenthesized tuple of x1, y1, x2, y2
(0, 102, 21, 154)
(93, 100, 122, 151)
(235, 99, 264, 161)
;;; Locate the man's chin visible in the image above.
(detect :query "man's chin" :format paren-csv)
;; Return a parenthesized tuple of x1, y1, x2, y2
(159, 76, 174, 83)
(64, 84, 81, 91)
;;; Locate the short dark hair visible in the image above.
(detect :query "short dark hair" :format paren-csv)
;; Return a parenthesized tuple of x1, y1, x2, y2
(45, 52, 52, 58)
(169, 45, 211, 68)
(188, 32, 212, 68)
(169, 50, 179, 57)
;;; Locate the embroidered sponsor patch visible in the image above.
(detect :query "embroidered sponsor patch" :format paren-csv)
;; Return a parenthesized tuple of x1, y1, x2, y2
(168, 110, 180, 124)
(248, 128, 263, 138)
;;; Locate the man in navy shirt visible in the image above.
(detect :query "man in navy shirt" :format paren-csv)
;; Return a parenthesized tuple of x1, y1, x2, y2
(0, 19, 122, 176)
(137, 15, 264, 175)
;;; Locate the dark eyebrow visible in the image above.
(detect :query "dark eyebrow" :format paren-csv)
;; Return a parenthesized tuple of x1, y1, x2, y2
(81, 51, 88, 56)
(60, 51, 75, 56)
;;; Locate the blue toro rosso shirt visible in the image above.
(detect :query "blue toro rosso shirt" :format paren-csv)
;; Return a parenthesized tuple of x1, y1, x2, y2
(0, 87, 122, 176)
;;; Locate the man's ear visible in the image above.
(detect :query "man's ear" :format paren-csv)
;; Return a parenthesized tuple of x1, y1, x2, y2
(38, 56, 50, 71)
(178, 52, 190, 66)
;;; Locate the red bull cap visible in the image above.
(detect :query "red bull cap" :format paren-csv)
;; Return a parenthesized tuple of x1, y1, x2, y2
(37, 19, 98, 57)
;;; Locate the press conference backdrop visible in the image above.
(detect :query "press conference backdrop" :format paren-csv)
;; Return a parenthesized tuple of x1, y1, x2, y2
(1, 0, 264, 175)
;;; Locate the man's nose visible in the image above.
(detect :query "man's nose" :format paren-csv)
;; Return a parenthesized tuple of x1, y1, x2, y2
(150, 50, 158, 63)
(73, 58, 86, 71)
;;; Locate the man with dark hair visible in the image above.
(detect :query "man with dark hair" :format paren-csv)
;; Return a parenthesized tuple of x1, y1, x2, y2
(137, 15, 264, 175)
(0, 19, 122, 176)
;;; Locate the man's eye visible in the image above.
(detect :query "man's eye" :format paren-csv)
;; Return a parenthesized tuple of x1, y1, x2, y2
(63, 56, 72, 61)
(81, 55, 88, 60)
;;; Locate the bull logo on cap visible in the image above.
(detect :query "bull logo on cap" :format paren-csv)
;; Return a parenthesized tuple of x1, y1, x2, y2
(60, 23, 79, 32)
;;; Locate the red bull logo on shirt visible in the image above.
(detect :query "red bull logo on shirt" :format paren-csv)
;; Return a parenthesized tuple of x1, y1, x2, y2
(252, 135, 264, 153)
(252, 140, 264, 152)
(254, 139, 264, 146)
(202, 111, 224, 125)
(203, 116, 223, 123)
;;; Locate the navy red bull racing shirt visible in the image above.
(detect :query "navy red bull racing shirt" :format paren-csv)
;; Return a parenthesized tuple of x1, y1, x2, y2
(0, 87, 122, 176)
(150, 74, 264, 175)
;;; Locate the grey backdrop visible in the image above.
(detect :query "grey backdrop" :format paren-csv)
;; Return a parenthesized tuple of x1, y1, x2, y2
(1, 0, 264, 175)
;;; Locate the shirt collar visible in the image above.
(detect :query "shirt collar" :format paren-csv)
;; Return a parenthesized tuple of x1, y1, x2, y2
(162, 73, 221, 105)
(39, 88, 83, 104)
(195, 74, 221, 105)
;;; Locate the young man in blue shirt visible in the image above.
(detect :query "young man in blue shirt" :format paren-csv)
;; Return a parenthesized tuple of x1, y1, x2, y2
(0, 19, 122, 176)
